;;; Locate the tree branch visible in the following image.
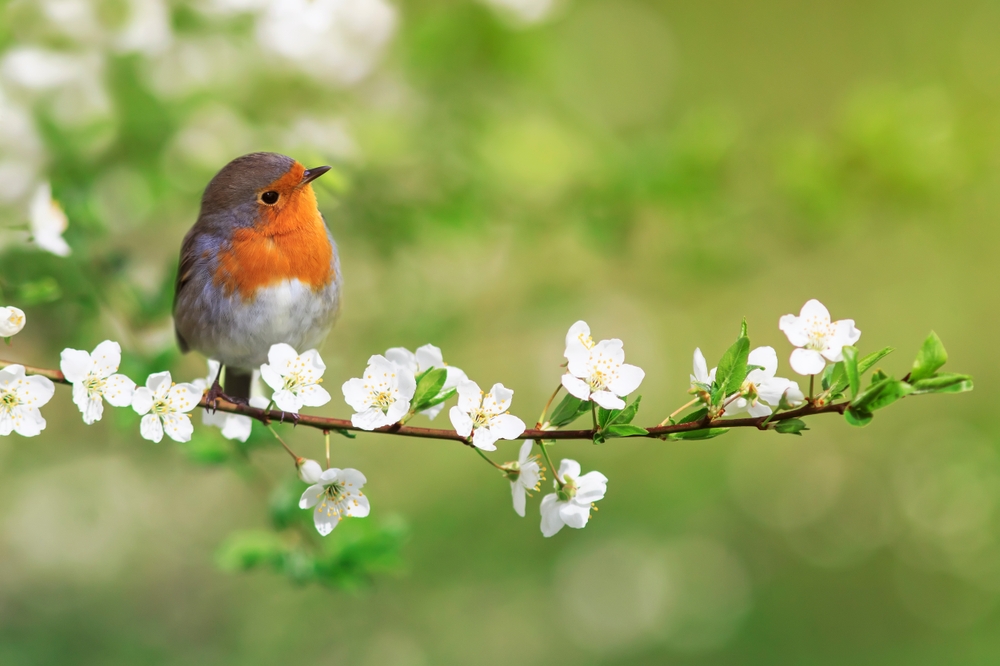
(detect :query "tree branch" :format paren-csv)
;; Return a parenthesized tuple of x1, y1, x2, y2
(1, 358, 852, 443)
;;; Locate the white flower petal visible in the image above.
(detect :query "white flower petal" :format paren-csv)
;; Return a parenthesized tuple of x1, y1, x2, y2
(90, 340, 122, 378)
(472, 426, 499, 451)
(747, 346, 778, 382)
(298, 348, 327, 375)
(267, 342, 299, 369)
(558, 459, 582, 482)
(340, 468, 367, 488)
(487, 413, 525, 441)
(131, 387, 154, 415)
(272, 389, 303, 414)
(300, 483, 324, 508)
(518, 439, 534, 465)
(219, 414, 253, 442)
(512, 482, 527, 517)
(519, 462, 540, 491)
(384, 347, 418, 373)
(779, 314, 809, 347)
(313, 509, 338, 536)
(415, 344, 444, 371)
(168, 383, 202, 413)
(747, 401, 772, 418)
(561, 374, 591, 401)
(162, 413, 193, 442)
(298, 460, 324, 484)
(297, 384, 332, 408)
(103, 374, 136, 407)
(0, 306, 26, 337)
(342, 377, 371, 411)
(259, 364, 284, 392)
(140, 413, 163, 442)
(591, 391, 625, 410)
(81, 395, 104, 425)
(540, 494, 564, 537)
(59, 348, 93, 383)
(609, 363, 644, 397)
(384, 398, 410, 424)
(823, 319, 862, 361)
(564, 320, 592, 357)
(395, 366, 417, 401)
(692, 347, 710, 385)
(449, 405, 473, 437)
(352, 407, 388, 431)
(347, 494, 370, 518)
(799, 298, 831, 324)
(488, 383, 514, 413)
(558, 501, 591, 529)
(146, 371, 172, 398)
(790, 348, 826, 376)
(575, 471, 608, 503)
(456, 379, 482, 412)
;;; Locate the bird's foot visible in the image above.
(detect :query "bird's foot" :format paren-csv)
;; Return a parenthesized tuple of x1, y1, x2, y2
(277, 410, 301, 427)
(205, 379, 224, 413)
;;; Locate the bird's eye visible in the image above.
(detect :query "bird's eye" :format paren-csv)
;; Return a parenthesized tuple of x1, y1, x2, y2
(260, 191, 280, 205)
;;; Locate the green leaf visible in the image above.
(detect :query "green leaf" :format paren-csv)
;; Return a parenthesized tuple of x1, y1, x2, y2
(842, 346, 860, 399)
(851, 377, 913, 412)
(858, 346, 894, 374)
(774, 419, 809, 435)
(606, 424, 649, 438)
(911, 373, 974, 395)
(592, 430, 607, 445)
(677, 407, 708, 424)
(548, 394, 590, 428)
(16, 277, 61, 305)
(597, 406, 617, 430)
(216, 530, 286, 572)
(666, 428, 730, 440)
(739, 317, 748, 338)
(410, 367, 447, 411)
(419, 387, 456, 410)
(712, 336, 750, 406)
(870, 369, 889, 385)
(332, 428, 357, 439)
(614, 395, 642, 425)
(845, 407, 873, 427)
(911, 332, 947, 382)
(821, 362, 838, 391)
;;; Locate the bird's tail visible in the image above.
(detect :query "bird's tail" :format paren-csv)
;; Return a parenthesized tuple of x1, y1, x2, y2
(225, 367, 253, 402)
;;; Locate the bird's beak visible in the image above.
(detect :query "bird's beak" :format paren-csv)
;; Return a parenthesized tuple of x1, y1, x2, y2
(301, 165, 332, 185)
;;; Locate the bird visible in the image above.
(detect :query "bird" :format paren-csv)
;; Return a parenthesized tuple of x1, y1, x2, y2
(173, 152, 341, 406)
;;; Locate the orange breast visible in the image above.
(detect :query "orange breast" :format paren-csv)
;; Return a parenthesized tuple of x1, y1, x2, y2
(213, 168, 334, 299)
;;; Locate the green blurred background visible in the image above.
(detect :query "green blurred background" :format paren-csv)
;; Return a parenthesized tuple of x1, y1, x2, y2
(0, 0, 996, 663)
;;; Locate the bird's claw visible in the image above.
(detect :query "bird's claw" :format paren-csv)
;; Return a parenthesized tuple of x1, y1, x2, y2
(276, 410, 301, 426)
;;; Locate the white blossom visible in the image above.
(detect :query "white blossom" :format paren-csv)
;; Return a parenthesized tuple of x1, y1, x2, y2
(341, 354, 416, 430)
(131, 371, 201, 443)
(725, 346, 805, 417)
(449, 380, 526, 451)
(0, 364, 55, 437)
(561, 320, 644, 410)
(384, 343, 467, 419)
(29, 181, 71, 257)
(260, 343, 331, 414)
(296, 458, 324, 484)
(191, 360, 268, 442)
(540, 459, 608, 537)
(60, 340, 136, 425)
(505, 440, 542, 517)
(690, 347, 716, 391)
(780, 299, 861, 376)
(255, 0, 397, 86)
(0, 306, 25, 337)
(299, 467, 370, 536)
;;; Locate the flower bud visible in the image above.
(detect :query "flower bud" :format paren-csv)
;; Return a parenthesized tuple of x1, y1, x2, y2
(296, 458, 323, 484)
(0, 306, 26, 337)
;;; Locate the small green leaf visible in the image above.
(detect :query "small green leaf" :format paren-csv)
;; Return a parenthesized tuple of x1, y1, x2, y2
(677, 407, 708, 424)
(332, 428, 357, 439)
(852, 377, 912, 412)
(739, 317, 748, 338)
(858, 347, 894, 374)
(870, 369, 889, 385)
(614, 395, 642, 425)
(606, 424, 649, 438)
(845, 407, 873, 427)
(666, 428, 730, 440)
(16, 277, 61, 305)
(911, 332, 948, 382)
(774, 419, 809, 435)
(420, 387, 456, 410)
(592, 430, 607, 445)
(3, 337, 9, 346)
(548, 394, 590, 428)
(821, 363, 838, 391)
(410, 368, 447, 411)
(842, 346, 860, 399)
(712, 336, 750, 406)
(911, 373, 974, 395)
(597, 407, 617, 430)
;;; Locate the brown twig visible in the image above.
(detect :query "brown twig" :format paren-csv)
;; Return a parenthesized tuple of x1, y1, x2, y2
(0, 359, 850, 442)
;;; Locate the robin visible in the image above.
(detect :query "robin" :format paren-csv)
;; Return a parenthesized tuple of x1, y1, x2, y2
(173, 152, 341, 404)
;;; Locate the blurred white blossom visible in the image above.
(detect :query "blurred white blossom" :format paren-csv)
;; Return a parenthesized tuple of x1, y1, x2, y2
(0, 364, 55, 437)
(299, 467, 370, 536)
(0, 306, 26, 337)
(342, 354, 416, 430)
(780, 299, 861, 376)
(479, 0, 559, 26)
(449, 380, 526, 451)
(29, 181, 71, 256)
(255, 0, 397, 86)
(60, 340, 136, 425)
(260, 343, 332, 414)
(540, 459, 607, 537)
(131, 371, 201, 443)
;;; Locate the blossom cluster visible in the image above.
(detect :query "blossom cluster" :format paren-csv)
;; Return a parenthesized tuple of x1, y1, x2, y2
(9, 297, 965, 543)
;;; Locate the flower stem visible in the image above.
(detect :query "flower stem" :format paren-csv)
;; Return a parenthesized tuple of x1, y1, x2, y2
(474, 446, 505, 470)
(536, 440, 561, 488)
(267, 424, 299, 460)
(809, 375, 815, 402)
(325, 430, 331, 469)
(591, 401, 598, 432)
(537, 383, 562, 428)
(660, 398, 698, 427)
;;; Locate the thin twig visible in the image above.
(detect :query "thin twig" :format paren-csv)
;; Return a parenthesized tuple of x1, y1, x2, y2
(0, 359, 852, 443)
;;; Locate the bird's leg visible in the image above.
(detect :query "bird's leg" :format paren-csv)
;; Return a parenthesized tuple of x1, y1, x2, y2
(276, 410, 301, 427)
(204, 363, 225, 413)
